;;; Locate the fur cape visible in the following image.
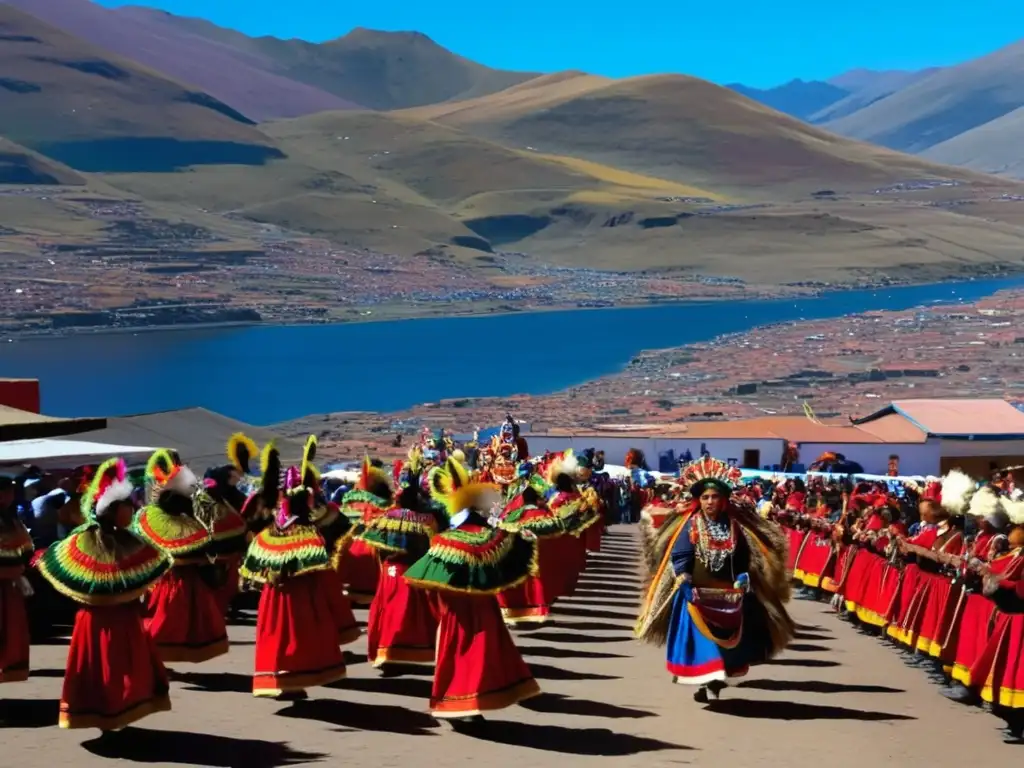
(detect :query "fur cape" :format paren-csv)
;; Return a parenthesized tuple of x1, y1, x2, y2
(635, 503, 794, 653)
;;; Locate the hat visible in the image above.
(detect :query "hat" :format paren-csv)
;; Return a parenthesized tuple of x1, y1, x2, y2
(940, 470, 977, 517)
(678, 456, 742, 498)
(81, 457, 133, 522)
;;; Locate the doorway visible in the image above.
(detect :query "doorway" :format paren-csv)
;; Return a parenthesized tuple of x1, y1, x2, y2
(743, 449, 761, 470)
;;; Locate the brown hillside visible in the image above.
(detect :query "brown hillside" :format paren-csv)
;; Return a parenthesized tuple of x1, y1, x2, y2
(118, 10, 538, 111)
(402, 73, 995, 194)
(0, 4, 282, 171)
(0, 137, 86, 184)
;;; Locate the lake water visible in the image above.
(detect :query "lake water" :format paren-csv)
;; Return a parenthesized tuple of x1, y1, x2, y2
(3, 276, 1022, 425)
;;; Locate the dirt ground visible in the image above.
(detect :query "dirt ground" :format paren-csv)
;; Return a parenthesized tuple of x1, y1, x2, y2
(3, 526, 1019, 766)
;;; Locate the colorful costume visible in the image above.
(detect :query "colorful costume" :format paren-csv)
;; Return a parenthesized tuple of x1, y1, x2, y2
(636, 457, 793, 702)
(360, 468, 441, 667)
(333, 458, 391, 605)
(497, 486, 566, 625)
(0, 509, 33, 683)
(241, 444, 349, 698)
(405, 458, 540, 720)
(35, 458, 172, 730)
(136, 450, 228, 663)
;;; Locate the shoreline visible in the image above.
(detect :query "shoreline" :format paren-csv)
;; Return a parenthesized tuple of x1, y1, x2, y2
(2, 269, 1018, 342)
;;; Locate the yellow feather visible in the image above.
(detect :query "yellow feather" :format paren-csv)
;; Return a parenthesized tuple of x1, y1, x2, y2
(226, 433, 259, 473)
(260, 441, 278, 475)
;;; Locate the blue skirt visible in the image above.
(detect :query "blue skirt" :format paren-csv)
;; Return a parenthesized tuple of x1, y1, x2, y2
(665, 584, 755, 685)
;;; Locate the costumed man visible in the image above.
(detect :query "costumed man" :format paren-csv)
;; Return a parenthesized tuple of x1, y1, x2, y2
(298, 437, 362, 648)
(198, 433, 257, 615)
(497, 484, 567, 626)
(35, 458, 172, 730)
(0, 476, 33, 683)
(240, 442, 350, 699)
(404, 458, 540, 726)
(135, 450, 228, 664)
(636, 456, 794, 703)
(359, 461, 442, 669)
(334, 457, 392, 605)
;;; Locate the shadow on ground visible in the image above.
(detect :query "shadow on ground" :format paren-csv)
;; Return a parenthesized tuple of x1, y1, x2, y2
(738, 679, 904, 695)
(277, 698, 438, 735)
(81, 727, 326, 766)
(764, 658, 840, 668)
(0, 698, 59, 728)
(520, 692, 656, 719)
(706, 699, 915, 722)
(461, 720, 691, 755)
(520, 645, 628, 660)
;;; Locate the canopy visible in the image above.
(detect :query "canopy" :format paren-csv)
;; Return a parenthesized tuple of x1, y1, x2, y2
(0, 438, 157, 471)
(739, 468, 927, 484)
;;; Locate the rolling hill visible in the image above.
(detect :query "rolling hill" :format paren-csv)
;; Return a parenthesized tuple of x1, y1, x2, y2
(110, 7, 539, 111)
(823, 41, 1024, 153)
(922, 106, 1024, 177)
(0, 4, 282, 171)
(1, 0, 359, 120)
(812, 67, 941, 123)
(402, 72, 992, 194)
(0, 136, 86, 184)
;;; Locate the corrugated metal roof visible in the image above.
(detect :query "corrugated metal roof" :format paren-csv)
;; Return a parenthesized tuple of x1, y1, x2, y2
(856, 399, 1024, 438)
(0, 405, 107, 442)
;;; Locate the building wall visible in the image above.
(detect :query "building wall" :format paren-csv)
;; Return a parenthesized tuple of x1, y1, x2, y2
(523, 435, 783, 470)
(940, 439, 1024, 477)
(0, 379, 40, 413)
(798, 441, 940, 476)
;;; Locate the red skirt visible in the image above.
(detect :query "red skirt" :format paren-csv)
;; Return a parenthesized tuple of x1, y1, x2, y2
(975, 611, 1024, 709)
(537, 537, 572, 603)
(61, 602, 171, 730)
(887, 564, 925, 645)
(546, 535, 582, 598)
(916, 577, 959, 658)
(253, 571, 348, 696)
(794, 533, 833, 588)
(0, 579, 29, 683)
(431, 591, 540, 717)
(857, 562, 902, 627)
(498, 576, 551, 625)
(950, 593, 996, 686)
(822, 545, 853, 594)
(145, 566, 229, 663)
(366, 561, 438, 666)
(317, 568, 361, 646)
(213, 556, 241, 616)
(337, 539, 380, 605)
(786, 528, 807, 575)
(842, 550, 880, 612)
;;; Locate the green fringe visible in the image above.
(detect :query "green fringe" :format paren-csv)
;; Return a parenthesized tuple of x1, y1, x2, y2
(499, 505, 566, 539)
(239, 524, 330, 585)
(355, 507, 438, 558)
(35, 525, 171, 605)
(404, 526, 537, 594)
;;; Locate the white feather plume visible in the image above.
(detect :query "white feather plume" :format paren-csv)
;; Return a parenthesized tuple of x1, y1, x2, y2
(1004, 498, 1024, 526)
(940, 470, 977, 516)
(95, 478, 134, 516)
(967, 486, 1000, 520)
(165, 464, 198, 496)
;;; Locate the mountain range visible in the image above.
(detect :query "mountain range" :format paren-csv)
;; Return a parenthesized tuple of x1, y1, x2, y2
(2, 0, 1024, 294)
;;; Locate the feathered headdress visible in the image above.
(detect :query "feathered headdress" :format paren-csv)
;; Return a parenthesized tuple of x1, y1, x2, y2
(967, 485, 1000, 520)
(1004, 498, 1024, 526)
(940, 470, 977, 517)
(545, 450, 580, 485)
(678, 456, 743, 497)
(300, 435, 319, 490)
(357, 456, 392, 497)
(81, 456, 133, 522)
(227, 433, 259, 475)
(259, 440, 282, 506)
(430, 457, 500, 519)
(145, 448, 197, 497)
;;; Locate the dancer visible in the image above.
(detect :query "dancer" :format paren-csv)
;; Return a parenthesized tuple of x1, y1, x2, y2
(404, 458, 540, 725)
(241, 443, 348, 698)
(198, 433, 257, 615)
(35, 458, 172, 730)
(359, 464, 441, 668)
(636, 456, 794, 703)
(0, 481, 33, 683)
(136, 450, 228, 663)
(497, 485, 566, 625)
(335, 457, 392, 605)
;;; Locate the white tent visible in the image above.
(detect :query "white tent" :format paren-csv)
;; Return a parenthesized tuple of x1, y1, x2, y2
(0, 438, 158, 471)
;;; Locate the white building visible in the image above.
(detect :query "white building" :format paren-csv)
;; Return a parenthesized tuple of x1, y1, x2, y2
(523, 399, 1024, 478)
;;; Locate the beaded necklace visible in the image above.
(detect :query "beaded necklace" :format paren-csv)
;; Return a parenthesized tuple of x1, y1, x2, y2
(691, 510, 737, 572)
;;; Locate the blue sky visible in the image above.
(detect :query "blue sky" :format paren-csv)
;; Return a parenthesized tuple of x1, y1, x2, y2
(98, 0, 1023, 87)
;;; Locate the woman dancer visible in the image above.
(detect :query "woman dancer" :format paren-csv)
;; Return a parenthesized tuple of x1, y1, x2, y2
(35, 458, 172, 730)
(404, 458, 540, 726)
(637, 456, 793, 703)
(0, 483, 33, 683)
